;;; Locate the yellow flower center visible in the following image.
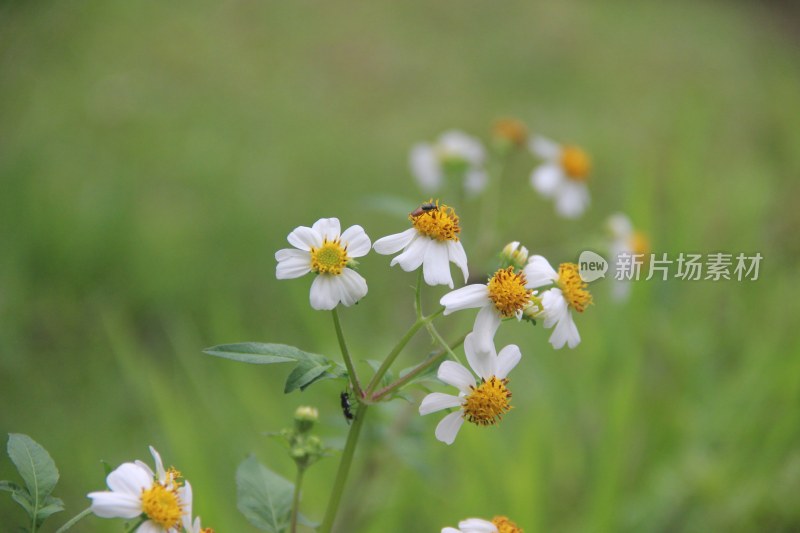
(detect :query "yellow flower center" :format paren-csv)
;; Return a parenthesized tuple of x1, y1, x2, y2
(310, 240, 349, 275)
(492, 515, 524, 533)
(630, 230, 650, 257)
(463, 377, 512, 426)
(492, 118, 528, 146)
(140, 483, 183, 530)
(409, 200, 461, 242)
(557, 263, 592, 313)
(560, 145, 590, 181)
(487, 267, 533, 318)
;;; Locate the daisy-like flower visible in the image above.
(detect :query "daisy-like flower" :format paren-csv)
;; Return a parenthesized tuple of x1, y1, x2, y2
(410, 130, 488, 196)
(525, 255, 593, 349)
(88, 446, 191, 533)
(372, 200, 468, 288)
(419, 333, 521, 445)
(439, 260, 541, 354)
(275, 218, 370, 310)
(442, 516, 524, 533)
(181, 484, 215, 533)
(529, 135, 591, 219)
(607, 213, 650, 301)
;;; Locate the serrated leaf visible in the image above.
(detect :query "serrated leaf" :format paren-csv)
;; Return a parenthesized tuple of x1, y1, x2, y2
(206, 342, 347, 393)
(0, 480, 23, 492)
(7, 434, 59, 523)
(236, 456, 293, 532)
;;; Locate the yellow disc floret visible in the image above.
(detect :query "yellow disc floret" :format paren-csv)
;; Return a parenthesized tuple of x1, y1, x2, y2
(492, 515, 524, 533)
(409, 200, 461, 242)
(140, 483, 183, 530)
(310, 240, 349, 275)
(487, 267, 533, 318)
(560, 145, 590, 181)
(557, 263, 592, 313)
(462, 376, 512, 426)
(493, 118, 528, 147)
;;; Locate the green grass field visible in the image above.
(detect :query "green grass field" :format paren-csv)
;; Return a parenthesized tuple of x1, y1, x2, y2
(1, 1, 799, 531)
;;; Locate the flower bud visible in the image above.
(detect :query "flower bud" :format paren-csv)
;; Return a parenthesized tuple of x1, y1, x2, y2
(294, 406, 319, 434)
(500, 241, 529, 270)
(492, 118, 528, 152)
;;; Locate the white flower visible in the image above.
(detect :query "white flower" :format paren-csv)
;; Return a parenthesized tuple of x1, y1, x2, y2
(443, 516, 522, 533)
(410, 130, 488, 196)
(373, 201, 468, 288)
(529, 135, 591, 219)
(88, 446, 191, 533)
(606, 213, 650, 301)
(440, 263, 540, 354)
(525, 255, 593, 349)
(419, 333, 521, 445)
(275, 217, 370, 310)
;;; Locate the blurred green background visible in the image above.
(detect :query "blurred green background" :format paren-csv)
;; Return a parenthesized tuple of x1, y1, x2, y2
(2, 0, 799, 531)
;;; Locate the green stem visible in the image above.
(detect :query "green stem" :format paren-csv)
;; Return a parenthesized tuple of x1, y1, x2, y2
(290, 466, 306, 533)
(425, 319, 463, 366)
(364, 307, 444, 397)
(332, 309, 363, 398)
(319, 402, 369, 533)
(55, 508, 93, 533)
(373, 332, 468, 401)
(124, 517, 146, 533)
(414, 270, 424, 319)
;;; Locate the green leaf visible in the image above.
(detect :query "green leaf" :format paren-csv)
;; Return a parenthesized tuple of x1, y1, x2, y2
(205, 342, 347, 393)
(7, 434, 60, 524)
(297, 512, 320, 528)
(365, 360, 394, 389)
(236, 456, 293, 532)
(35, 495, 64, 522)
(11, 488, 34, 515)
(0, 480, 23, 493)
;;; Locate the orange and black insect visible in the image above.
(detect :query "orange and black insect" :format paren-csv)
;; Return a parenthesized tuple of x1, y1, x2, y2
(410, 202, 437, 217)
(340, 391, 354, 423)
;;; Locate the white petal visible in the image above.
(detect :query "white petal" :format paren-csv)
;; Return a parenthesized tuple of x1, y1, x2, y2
(423, 241, 454, 288)
(149, 446, 166, 483)
(275, 248, 311, 279)
(439, 130, 485, 164)
(524, 255, 558, 288)
(549, 310, 581, 349)
(311, 218, 341, 241)
(541, 288, 568, 329)
(528, 134, 561, 160)
(437, 360, 475, 394)
(336, 269, 368, 306)
(435, 411, 465, 445)
(410, 143, 442, 192)
(340, 225, 371, 257)
(419, 392, 464, 415)
(373, 228, 417, 255)
(135, 522, 161, 533)
(495, 344, 522, 379)
(309, 275, 339, 310)
(555, 182, 589, 219)
(440, 285, 488, 315)
(106, 463, 153, 495)
(607, 212, 633, 239)
(442, 528, 462, 533)
(88, 491, 143, 519)
(458, 518, 498, 532)
(181, 482, 194, 531)
(531, 163, 564, 198)
(471, 305, 502, 355)
(447, 240, 469, 283)
(464, 332, 495, 381)
(287, 225, 322, 251)
(392, 234, 429, 272)
(464, 169, 488, 196)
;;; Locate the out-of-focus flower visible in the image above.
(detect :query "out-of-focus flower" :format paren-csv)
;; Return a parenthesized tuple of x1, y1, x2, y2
(88, 446, 191, 533)
(410, 130, 488, 196)
(607, 213, 650, 301)
(440, 262, 541, 354)
(492, 118, 528, 152)
(525, 255, 593, 349)
(373, 200, 468, 288)
(419, 333, 520, 445)
(529, 135, 591, 219)
(275, 218, 370, 310)
(443, 515, 523, 533)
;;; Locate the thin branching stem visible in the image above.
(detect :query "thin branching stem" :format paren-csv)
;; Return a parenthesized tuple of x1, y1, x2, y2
(54, 507, 93, 533)
(332, 308, 363, 398)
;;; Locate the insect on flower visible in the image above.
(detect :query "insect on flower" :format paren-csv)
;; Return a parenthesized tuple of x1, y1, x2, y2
(340, 391, 354, 423)
(410, 201, 438, 218)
